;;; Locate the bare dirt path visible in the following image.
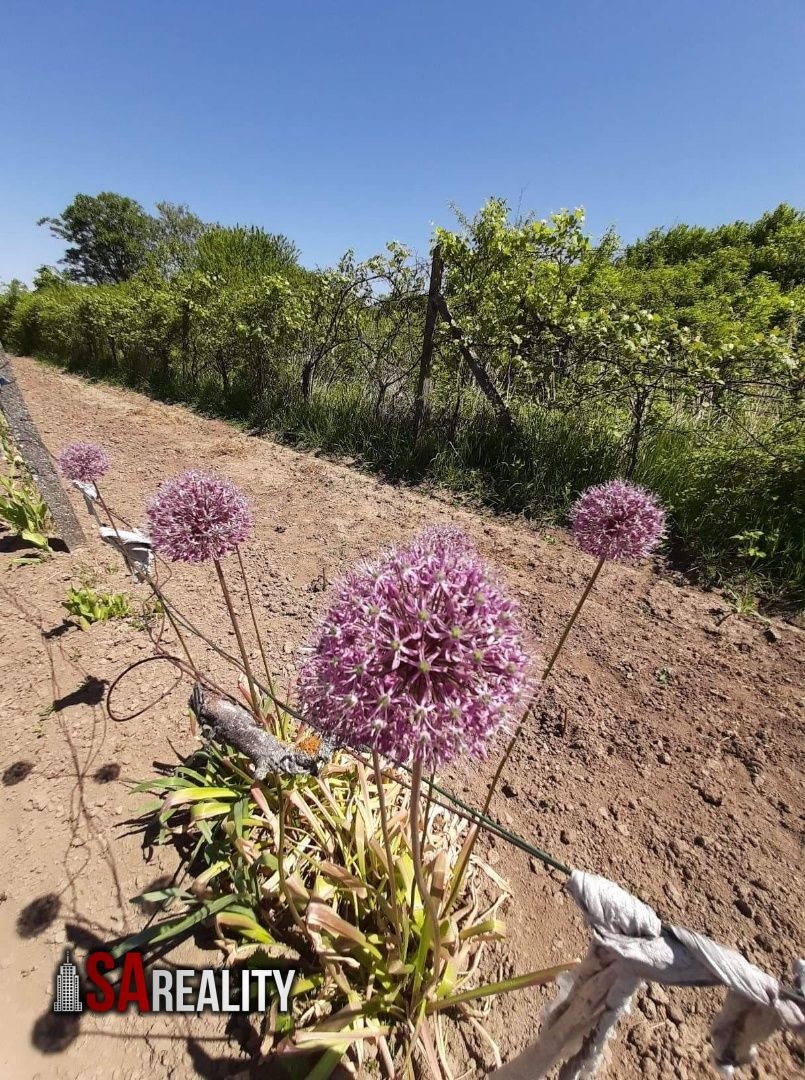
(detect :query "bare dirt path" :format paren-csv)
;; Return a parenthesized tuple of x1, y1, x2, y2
(1, 355, 803, 1079)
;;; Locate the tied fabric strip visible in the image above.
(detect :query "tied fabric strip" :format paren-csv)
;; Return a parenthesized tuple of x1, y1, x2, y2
(77, 483, 154, 580)
(491, 870, 804, 1079)
(98, 525, 154, 581)
(70, 478, 101, 521)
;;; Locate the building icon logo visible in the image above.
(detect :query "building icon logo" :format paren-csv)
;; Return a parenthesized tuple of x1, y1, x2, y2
(53, 949, 83, 1012)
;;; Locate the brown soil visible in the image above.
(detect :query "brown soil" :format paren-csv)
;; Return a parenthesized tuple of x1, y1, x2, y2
(1, 355, 802, 1080)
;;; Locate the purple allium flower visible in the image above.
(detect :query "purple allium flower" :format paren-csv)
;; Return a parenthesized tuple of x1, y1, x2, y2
(146, 469, 252, 563)
(57, 443, 110, 484)
(570, 480, 666, 562)
(297, 525, 531, 769)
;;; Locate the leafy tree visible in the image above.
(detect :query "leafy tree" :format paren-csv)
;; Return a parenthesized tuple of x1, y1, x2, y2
(300, 255, 369, 401)
(193, 225, 301, 282)
(747, 203, 805, 289)
(151, 201, 208, 277)
(436, 199, 620, 412)
(32, 265, 69, 290)
(298, 245, 426, 406)
(622, 203, 805, 289)
(0, 278, 28, 344)
(38, 192, 155, 284)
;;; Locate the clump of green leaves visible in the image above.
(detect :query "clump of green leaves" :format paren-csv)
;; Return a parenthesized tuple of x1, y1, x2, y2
(131, 732, 567, 1077)
(0, 475, 52, 553)
(63, 585, 131, 629)
(723, 585, 760, 617)
(0, 417, 53, 560)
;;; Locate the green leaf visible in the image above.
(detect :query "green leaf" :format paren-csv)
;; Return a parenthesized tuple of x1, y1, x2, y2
(109, 894, 237, 959)
(21, 529, 50, 549)
(429, 962, 575, 1012)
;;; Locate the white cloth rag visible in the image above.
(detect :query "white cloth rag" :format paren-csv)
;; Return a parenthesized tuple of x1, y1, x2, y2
(490, 870, 804, 1079)
(98, 525, 154, 581)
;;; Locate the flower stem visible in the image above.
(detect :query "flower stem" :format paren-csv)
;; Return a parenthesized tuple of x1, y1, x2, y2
(541, 557, 605, 683)
(96, 488, 198, 677)
(410, 759, 443, 991)
(448, 556, 606, 907)
(421, 769, 436, 851)
(482, 556, 605, 820)
(235, 547, 284, 735)
(213, 557, 260, 717)
(372, 750, 403, 959)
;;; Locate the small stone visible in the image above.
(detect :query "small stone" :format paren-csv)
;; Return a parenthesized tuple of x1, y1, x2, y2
(501, 782, 518, 798)
(698, 785, 724, 807)
(669, 838, 691, 858)
(658, 752, 672, 765)
(666, 1003, 684, 1025)
(763, 626, 779, 643)
(735, 898, 754, 918)
(560, 829, 577, 845)
(614, 822, 629, 836)
(640, 997, 657, 1020)
(663, 882, 684, 908)
(693, 834, 710, 849)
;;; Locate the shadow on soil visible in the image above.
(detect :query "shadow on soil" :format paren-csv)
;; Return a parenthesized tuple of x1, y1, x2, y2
(2, 760, 34, 785)
(0, 534, 68, 555)
(16, 893, 61, 938)
(31, 1011, 82, 1054)
(52, 675, 107, 711)
(92, 762, 121, 783)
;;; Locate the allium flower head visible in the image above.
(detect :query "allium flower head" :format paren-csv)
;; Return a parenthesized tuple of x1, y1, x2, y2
(57, 443, 110, 484)
(298, 525, 530, 769)
(146, 469, 252, 563)
(570, 480, 666, 562)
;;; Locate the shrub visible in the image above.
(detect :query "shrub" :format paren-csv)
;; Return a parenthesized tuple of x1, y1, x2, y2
(8, 194, 804, 605)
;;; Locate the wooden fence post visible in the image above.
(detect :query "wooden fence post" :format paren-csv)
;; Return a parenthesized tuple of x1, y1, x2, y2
(434, 296, 517, 435)
(412, 245, 444, 441)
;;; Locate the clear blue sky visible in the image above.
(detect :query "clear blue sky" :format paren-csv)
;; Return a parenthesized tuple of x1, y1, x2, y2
(1, 0, 803, 284)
